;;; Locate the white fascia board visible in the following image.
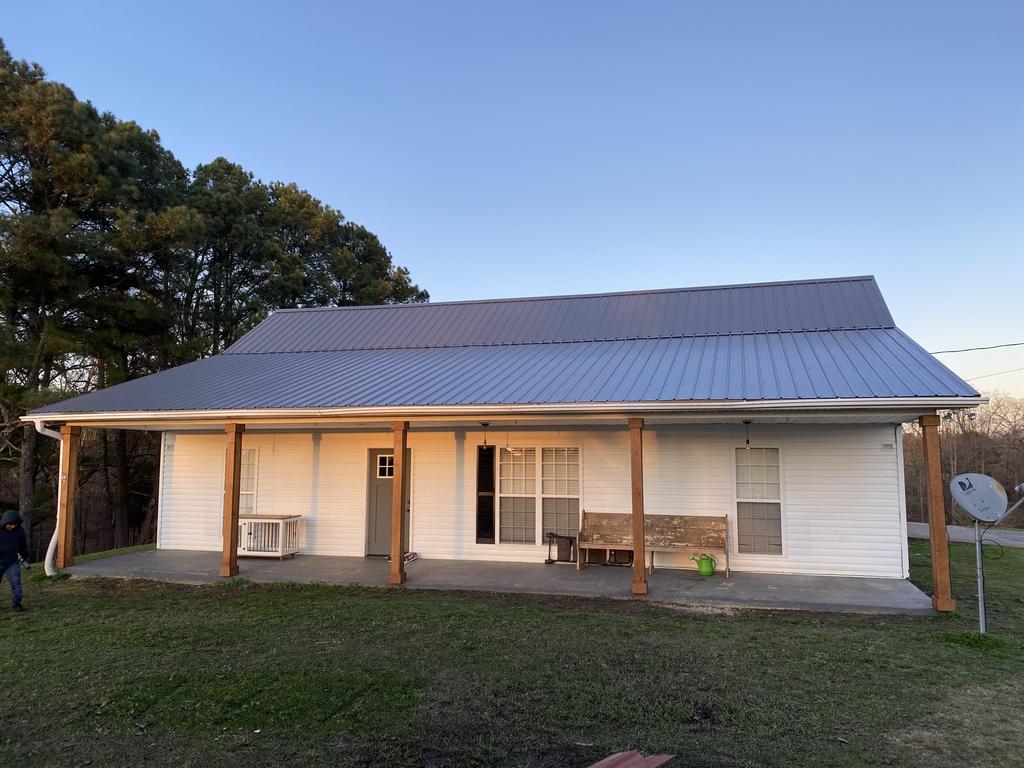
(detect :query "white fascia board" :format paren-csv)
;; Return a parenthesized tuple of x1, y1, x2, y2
(23, 396, 988, 427)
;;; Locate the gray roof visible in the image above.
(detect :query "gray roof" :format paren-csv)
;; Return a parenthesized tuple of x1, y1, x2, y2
(226, 276, 895, 353)
(31, 276, 979, 417)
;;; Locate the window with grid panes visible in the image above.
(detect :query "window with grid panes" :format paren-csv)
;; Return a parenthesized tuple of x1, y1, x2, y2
(735, 447, 782, 554)
(239, 448, 258, 515)
(541, 447, 580, 537)
(498, 448, 536, 543)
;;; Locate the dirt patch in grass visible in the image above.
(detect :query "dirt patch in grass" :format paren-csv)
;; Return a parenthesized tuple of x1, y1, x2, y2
(886, 676, 1024, 767)
(648, 600, 742, 617)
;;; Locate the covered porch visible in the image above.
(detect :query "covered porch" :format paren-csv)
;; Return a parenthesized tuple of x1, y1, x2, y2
(43, 410, 960, 611)
(65, 547, 934, 615)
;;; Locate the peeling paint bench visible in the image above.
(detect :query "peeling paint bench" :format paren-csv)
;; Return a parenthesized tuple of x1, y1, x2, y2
(577, 512, 730, 578)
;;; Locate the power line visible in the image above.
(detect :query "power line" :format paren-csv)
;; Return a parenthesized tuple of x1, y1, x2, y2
(965, 366, 1024, 382)
(930, 341, 1024, 354)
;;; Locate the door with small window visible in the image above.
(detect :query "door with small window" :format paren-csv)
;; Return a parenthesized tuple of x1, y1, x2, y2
(366, 448, 411, 556)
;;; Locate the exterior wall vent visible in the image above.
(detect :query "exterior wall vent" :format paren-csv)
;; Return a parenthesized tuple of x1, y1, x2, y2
(881, 442, 895, 452)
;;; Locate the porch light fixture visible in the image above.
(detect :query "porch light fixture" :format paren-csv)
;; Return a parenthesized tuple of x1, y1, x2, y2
(480, 422, 490, 446)
(743, 420, 752, 450)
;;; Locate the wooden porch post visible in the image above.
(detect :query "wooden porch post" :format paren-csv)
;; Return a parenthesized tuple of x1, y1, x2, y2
(220, 423, 244, 577)
(55, 425, 82, 569)
(920, 414, 955, 612)
(629, 417, 648, 595)
(389, 421, 409, 585)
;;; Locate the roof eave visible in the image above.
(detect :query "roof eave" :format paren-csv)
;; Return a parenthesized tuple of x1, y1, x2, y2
(23, 395, 988, 427)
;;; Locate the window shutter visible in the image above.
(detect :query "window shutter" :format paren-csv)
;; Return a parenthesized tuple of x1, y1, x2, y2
(476, 446, 496, 543)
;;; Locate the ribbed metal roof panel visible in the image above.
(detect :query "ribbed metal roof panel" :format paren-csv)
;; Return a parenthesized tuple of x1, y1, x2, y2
(33, 329, 979, 414)
(224, 276, 896, 353)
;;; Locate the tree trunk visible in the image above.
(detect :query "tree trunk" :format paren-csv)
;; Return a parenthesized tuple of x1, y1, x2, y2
(113, 430, 131, 548)
(100, 429, 115, 551)
(17, 423, 37, 550)
(140, 444, 161, 545)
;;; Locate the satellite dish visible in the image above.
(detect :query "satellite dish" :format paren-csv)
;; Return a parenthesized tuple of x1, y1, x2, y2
(949, 473, 1023, 634)
(950, 473, 1008, 523)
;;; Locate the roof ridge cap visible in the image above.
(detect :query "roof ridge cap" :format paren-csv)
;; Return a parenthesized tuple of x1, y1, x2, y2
(268, 275, 879, 315)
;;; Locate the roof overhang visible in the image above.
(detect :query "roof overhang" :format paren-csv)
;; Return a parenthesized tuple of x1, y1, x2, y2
(23, 396, 987, 431)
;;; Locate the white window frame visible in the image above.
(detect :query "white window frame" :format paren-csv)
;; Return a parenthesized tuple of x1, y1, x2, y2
(496, 445, 582, 545)
(731, 445, 786, 557)
(540, 447, 582, 539)
(497, 447, 538, 544)
(377, 453, 395, 479)
(239, 447, 259, 516)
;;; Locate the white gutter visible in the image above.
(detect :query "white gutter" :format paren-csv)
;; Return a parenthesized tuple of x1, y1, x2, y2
(31, 422, 63, 576)
(21, 396, 988, 426)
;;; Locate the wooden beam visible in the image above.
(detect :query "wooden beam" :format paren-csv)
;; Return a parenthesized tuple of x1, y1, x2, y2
(220, 423, 244, 577)
(55, 425, 82, 569)
(920, 414, 955, 612)
(629, 417, 648, 595)
(389, 421, 409, 586)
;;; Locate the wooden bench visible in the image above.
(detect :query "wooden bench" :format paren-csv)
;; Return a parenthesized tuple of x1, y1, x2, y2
(577, 512, 730, 578)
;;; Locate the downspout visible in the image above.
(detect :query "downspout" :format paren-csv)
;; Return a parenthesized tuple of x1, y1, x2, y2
(32, 421, 63, 576)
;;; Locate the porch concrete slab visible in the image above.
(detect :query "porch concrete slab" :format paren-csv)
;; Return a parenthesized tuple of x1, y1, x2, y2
(68, 549, 390, 586)
(66, 549, 934, 615)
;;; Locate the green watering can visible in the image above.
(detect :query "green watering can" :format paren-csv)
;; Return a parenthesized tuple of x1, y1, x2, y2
(690, 553, 717, 577)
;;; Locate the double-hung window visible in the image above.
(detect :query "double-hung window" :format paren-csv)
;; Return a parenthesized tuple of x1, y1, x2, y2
(541, 448, 580, 538)
(499, 448, 536, 543)
(734, 447, 782, 555)
(497, 446, 581, 544)
(239, 447, 258, 515)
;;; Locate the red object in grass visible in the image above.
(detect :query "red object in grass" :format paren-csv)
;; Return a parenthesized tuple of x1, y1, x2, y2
(586, 751, 674, 768)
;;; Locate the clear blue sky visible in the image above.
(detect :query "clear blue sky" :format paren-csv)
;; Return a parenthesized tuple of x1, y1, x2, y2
(5, 1, 1023, 394)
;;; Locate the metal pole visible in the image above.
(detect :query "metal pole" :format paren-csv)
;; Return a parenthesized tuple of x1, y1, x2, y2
(975, 520, 986, 634)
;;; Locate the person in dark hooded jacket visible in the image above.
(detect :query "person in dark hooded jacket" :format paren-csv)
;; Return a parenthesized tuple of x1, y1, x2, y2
(0, 509, 29, 611)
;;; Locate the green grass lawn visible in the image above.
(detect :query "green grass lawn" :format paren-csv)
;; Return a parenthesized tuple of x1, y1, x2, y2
(2, 541, 1021, 768)
(75, 542, 155, 563)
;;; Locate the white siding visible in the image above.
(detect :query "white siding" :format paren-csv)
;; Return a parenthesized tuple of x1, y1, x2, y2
(643, 424, 908, 577)
(157, 433, 223, 551)
(308, 432, 391, 556)
(158, 431, 393, 556)
(158, 423, 908, 578)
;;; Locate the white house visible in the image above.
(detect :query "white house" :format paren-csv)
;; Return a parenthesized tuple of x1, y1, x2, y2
(26, 276, 979, 608)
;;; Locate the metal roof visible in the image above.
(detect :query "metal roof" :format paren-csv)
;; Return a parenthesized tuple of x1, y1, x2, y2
(30, 276, 979, 417)
(32, 326, 978, 416)
(225, 276, 895, 353)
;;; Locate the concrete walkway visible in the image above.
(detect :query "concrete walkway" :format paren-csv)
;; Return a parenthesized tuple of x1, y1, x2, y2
(907, 522, 1024, 548)
(67, 549, 934, 615)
